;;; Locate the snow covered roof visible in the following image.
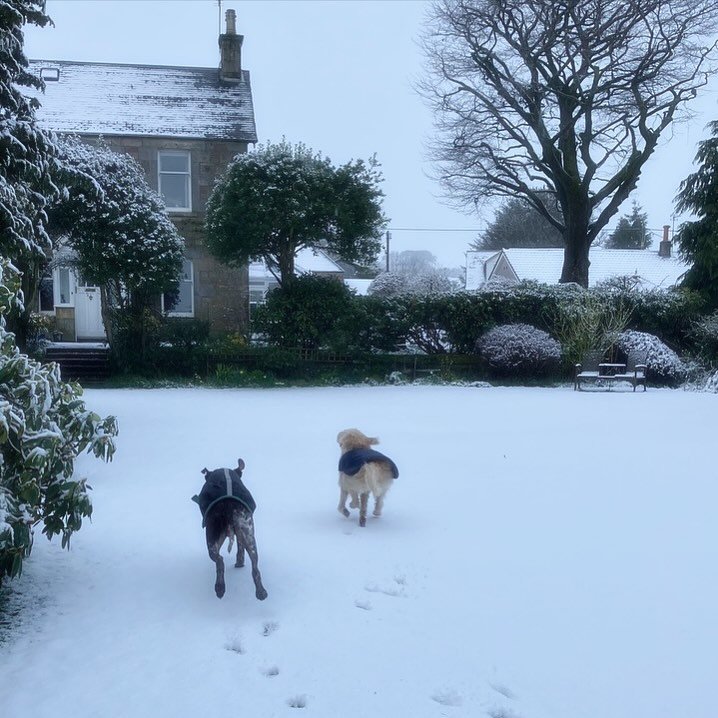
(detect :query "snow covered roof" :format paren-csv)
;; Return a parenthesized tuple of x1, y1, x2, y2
(295, 248, 345, 275)
(26, 60, 257, 141)
(249, 249, 345, 286)
(465, 248, 690, 290)
(465, 251, 497, 288)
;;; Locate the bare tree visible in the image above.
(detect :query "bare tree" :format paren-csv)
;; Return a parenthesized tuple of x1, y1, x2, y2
(421, 0, 718, 286)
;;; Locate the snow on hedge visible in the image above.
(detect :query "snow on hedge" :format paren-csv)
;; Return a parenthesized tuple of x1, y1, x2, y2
(477, 323, 562, 375)
(616, 330, 687, 385)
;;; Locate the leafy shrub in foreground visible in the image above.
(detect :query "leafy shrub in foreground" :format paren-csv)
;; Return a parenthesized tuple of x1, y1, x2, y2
(476, 323, 561, 376)
(0, 260, 118, 583)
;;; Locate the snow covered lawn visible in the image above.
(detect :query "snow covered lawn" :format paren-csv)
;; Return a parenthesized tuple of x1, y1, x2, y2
(1, 386, 716, 718)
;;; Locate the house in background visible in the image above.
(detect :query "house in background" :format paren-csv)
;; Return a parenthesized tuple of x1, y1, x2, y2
(29, 10, 255, 341)
(465, 237, 690, 291)
(248, 248, 347, 316)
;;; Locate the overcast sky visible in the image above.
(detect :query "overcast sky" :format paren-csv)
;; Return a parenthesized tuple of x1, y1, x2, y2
(23, 0, 718, 268)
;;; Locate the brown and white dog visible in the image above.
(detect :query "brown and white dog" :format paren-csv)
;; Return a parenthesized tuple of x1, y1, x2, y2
(192, 459, 268, 600)
(336, 428, 399, 527)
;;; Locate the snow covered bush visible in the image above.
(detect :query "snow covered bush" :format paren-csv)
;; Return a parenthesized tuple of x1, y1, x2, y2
(368, 271, 412, 297)
(476, 323, 561, 376)
(0, 259, 118, 582)
(616, 330, 688, 386)
(1, 12, 118, 583)
(206, 139, 385, 287)
(368, 269, 452, 297)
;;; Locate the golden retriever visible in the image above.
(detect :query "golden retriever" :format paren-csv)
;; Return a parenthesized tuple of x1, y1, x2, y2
(336, 428, 399, 527)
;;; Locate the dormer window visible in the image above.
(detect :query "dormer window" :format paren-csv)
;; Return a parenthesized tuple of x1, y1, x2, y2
(158, 150, 191, 212)
(40, 67, 60, 82)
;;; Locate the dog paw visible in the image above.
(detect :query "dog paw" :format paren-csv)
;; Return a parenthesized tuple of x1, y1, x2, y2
(256, 587, 268, 601)
(286, 695, 308, 708)
(354, 599, 372, 611)
(339, 507, 350, 517)
(215, 583, 226, 599)
(262, 621, 279, 637)
(261, 665, 280, 677)
(430, 688, 463, 707)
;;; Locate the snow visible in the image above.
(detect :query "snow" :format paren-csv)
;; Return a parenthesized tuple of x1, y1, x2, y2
(26, 60, 257, 141)
(466, 249, 690, 290)
(1, 385, 717, 718)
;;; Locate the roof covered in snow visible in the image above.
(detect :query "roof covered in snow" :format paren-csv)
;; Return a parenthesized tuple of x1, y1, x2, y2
(26, 60, 257, 141)
(249, 249, 346, 286)
(466, 248, 690, 290)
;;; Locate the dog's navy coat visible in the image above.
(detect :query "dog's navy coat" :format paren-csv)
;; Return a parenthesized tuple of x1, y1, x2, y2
(192, 468, 256, 527)
(339, 448, 399, 479)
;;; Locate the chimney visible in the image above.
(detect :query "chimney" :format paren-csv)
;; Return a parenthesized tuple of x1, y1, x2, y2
(219, 9, 243, 81)
(658, 224, 672, 258)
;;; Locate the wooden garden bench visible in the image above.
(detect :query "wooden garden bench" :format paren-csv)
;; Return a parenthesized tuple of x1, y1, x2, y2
(574, 351, 647, 392)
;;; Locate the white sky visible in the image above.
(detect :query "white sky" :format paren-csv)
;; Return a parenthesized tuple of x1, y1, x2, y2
(23, 0, 718, 269)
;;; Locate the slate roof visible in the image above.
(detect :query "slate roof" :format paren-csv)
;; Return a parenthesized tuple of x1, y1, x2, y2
(26, 60, 257, 142)
(466, 248, 690, 290)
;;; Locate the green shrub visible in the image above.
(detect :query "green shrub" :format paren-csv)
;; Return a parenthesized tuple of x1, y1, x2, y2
(252, 275, 358, 351)
(688, 311, 718, 366)
(0, 259, 118, 583)
(549, 290, 633, 366)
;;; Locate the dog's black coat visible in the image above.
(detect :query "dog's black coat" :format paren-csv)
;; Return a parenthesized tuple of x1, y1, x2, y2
(338, 448, 399, 479)
(193, 461, 267, 601)
(192, 468, 256, 526)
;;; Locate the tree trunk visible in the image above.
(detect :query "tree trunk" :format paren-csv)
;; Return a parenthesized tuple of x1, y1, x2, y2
(277, 245, 296, 287)
(559, 203, 592, 287)
(559, 240, 591, 287)
(7, 258, 43, 351)
(99, 285, 115, 349)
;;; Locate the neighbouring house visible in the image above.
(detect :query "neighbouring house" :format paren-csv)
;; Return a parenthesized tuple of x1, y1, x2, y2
(28, 9, 256, 341)
(248, 248, 349, 316)
(465, 237, 690, 291)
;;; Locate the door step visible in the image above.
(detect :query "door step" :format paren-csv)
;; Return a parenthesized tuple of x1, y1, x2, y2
(44, 343, 111, 383)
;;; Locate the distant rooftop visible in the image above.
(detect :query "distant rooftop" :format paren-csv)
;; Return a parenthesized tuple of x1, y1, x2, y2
(466, 247, 690, 290)
(26, 59, 257, 142)
(249, 249, 346, 285)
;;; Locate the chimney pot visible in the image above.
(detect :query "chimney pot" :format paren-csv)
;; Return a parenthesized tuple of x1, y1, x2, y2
(219, 8, 243, 81)
(659, 225, 672, 258)
(226, 9, 236, 35)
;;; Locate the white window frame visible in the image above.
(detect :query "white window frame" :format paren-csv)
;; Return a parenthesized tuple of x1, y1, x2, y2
(158, 150, 192, 212)
(162, 259, 195, 317)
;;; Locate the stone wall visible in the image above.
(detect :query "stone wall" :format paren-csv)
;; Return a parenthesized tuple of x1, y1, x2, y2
(88, 134, 251, 334)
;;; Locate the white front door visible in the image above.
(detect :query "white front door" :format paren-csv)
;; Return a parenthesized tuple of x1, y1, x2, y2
(74, 279, 105, 340)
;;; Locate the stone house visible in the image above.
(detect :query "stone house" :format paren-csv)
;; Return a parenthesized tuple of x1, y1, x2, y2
(29, 10, 255, 341)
